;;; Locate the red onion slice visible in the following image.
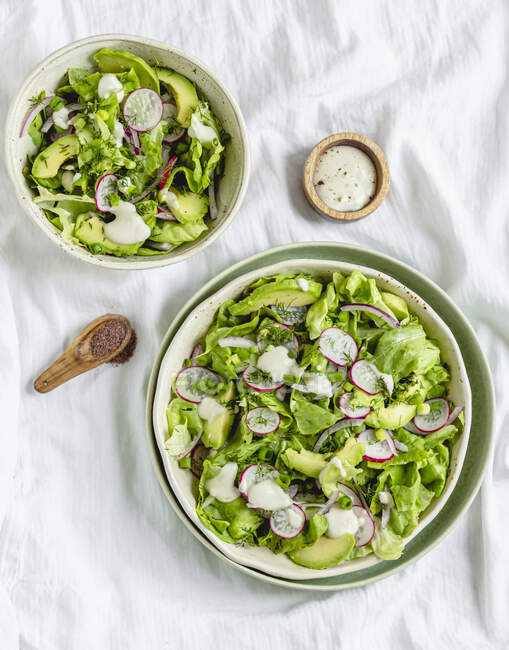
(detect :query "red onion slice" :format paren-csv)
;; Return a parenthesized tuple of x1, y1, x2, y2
(19, 95, 55, 137)
(393, 438, 409, 453)
(208, 179, 218, 220)
(313, 418, 366, 452)
(340, 303, 401, 328)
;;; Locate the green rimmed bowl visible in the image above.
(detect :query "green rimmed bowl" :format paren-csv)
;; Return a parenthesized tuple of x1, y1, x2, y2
(145, 242, 495, 590)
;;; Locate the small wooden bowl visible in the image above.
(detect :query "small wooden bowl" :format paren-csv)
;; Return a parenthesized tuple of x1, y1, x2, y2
(302, 132, 390, 222)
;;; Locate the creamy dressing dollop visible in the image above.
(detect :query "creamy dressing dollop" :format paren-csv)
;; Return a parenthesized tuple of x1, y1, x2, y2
(247, 478, 292, 511)
(257, 345, 303, 383)
(293, 372, 333, 398)
(53, 107, 71, 130)
(188, 114, 218, 146)
(206, 462, 240, 503)
(325, 506, 359, 538)
(198, 396, 227, 424)
(297, 278, 309, 292)
(313, 145, 376, 212)
(159, 187, 180, 213)
(98, 74, 124, 102)
(103, 201, 151, 245)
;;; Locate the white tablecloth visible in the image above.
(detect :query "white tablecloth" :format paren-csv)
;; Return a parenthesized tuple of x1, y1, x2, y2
(1, 1, 507, 648)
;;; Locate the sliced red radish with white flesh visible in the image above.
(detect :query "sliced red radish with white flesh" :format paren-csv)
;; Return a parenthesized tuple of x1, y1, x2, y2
(190, 344, 203, 361)
(257, 322, 299, 354)
(176, 430, 203, 460)
(413, 398, 450, 433)
(242, 365, 284, 392)
(337, 482, 363, 507)
(352, 505, 375, 546)
(270, 504, 306, 539)
(349, 359, 394, 395)
(357, 429, 395, 463)
(245, 407, 280, 435)
(174, 366, 220, 403)
(313, 418, 366, 452)
(123, 88, 163, 132)
(318, 327, 358, 367)
(95, 173, 118, 212)
(190, 444, 208, 478)
(338, 392, 371, 419)
(163, 130, 186, 145)
(238, 464, 279, 498)
(340, 303, 400, 328)
(217, 336, 255, 349)
(19, 95, 55, 137)
(445, 405, 463, 427)
(403, 421, 421, 434)
(269, 304, 307, 326)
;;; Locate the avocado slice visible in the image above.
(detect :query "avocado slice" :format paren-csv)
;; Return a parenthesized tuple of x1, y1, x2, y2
(229, 279, 322, 316)
(381, 291, 409, 320)
(32, 134, 79, 179)
(365, 402, 416, 430)
(94, 48, 159, 92)
(288, 533, 355, 569)
(218, 382, 236, 405)
(157, 69, 199, 127)
(202, 410, 235, 449)
(75, 215, 141, 256)
(283, 449, 327, 478)
(159, 188, 209, 223)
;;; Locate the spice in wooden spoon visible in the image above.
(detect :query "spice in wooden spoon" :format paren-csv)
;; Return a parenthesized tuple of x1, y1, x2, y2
(34, 314, 136, 393)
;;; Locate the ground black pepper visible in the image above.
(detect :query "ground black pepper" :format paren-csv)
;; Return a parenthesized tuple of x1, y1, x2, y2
(90, 320, 129, 359)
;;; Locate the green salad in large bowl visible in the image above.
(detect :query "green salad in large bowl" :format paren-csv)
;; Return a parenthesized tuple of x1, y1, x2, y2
(20, 47, 227, 257)
(162, 269, 465, 571)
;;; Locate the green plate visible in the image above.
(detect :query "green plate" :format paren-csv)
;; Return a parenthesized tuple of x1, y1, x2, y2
(145, 242, 495, 590)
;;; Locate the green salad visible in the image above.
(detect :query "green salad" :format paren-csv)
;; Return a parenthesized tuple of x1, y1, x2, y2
(21, 48, 227, 257)
(164, 270, 464, 570)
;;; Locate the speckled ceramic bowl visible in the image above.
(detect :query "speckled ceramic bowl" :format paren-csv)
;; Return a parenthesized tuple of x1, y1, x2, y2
(152, 256, 472, 581)
(5, 34, 249, 270)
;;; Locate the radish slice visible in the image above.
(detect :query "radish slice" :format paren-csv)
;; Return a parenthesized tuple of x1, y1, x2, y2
(123, 88, 163, 132)
(270, 504, 306, 539)
(19, 95, 55, 137)
(242, 365, 284, 392)
(190, 444, 208, 478)
(158, 155, 178, 189)
(257, 322, 299, 354)
(245, 407, 280, 435)
(176, 430, 203, 460)
(174, 367, 220, 403)
(337, 482, 363, 507)
(352, 505, 375, 546)
(190, 344, 203, 361)
(357, 429, 395, 463)
(217, 336, 255, 349)
(162, 102, 177, 120)
(313, 418, 366, 452)
(350, 359, 394, 395)
(95, 173, 118, 212)
(338, 392, 371, 419)
(318, 327, 358, 367)
(340, 303, 400, 328)
(162, 102, 186, 143)
(269, 304, 307, 326)
(413, 398, 450, 433)
(238, 464, 279, 498)
(445, 405, 463, 427)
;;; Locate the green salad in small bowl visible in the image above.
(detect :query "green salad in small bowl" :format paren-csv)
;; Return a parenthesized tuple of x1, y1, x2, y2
(156, 262, 469, 577)
(20, 47, 226, 257)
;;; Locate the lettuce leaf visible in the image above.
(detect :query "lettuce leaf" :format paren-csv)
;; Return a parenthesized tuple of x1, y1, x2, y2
(374, 324, 441, 381)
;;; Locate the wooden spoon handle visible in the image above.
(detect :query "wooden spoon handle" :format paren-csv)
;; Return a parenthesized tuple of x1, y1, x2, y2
(34, 351, 101, 393)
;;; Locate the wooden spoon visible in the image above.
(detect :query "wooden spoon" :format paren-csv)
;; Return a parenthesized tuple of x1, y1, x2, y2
(34, 314, 133, 393)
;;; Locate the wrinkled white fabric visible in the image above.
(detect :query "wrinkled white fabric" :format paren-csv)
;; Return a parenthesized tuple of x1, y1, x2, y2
(1, 1, 508, 648)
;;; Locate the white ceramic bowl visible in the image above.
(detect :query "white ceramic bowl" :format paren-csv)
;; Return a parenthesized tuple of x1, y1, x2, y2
(5, 34, 250, 270)
(153, 259, 472, 580)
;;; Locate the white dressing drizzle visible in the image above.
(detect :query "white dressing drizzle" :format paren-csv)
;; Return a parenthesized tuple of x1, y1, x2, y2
(188, 113, 218, 146)
(257, 346, 303, 383)
(325, 506, 359, 538)
(104, 200, 151, 245)
(247, 478, 292, 511)
(197, 396, 227, 424)
(206, 462, 240, 503)
(98, 74, 124, 102)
